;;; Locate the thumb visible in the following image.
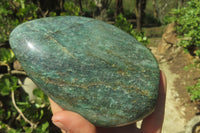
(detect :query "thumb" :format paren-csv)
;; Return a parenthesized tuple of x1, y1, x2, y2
(52, 111, 96, 133)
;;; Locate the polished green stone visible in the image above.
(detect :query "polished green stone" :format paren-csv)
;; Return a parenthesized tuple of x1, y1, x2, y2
(9, 16, 160, 127)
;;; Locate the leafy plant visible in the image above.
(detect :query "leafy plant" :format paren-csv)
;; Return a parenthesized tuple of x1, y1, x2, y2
(80, 0, 97, 17)
(0, 33, 59, 133)
(168, 0, 200, 102)
(0, 75, 19, 96)
(0, 48, 15, 65)
(0, 1, 85, 132)
(114, 14, 149, 45)
(163, 15, 174, 25)
(49, 1, 80, 17)
(0, 47, 60, 132)
(187, 80, 200, 101)
(170, 0, 200, 56)
(0, 73, 58, 132)
(0, 0, 38, 43)
(60, 1, 80, 16)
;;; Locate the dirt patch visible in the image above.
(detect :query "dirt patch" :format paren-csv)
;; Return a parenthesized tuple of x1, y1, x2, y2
(167, 49, 200, 120)
(149, 22, 200, 122)
(148, 36, 200, 132)
(160, 61, 186, 133)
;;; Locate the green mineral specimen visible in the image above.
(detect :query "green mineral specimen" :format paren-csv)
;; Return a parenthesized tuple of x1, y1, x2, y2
(9, 16, 160, 127)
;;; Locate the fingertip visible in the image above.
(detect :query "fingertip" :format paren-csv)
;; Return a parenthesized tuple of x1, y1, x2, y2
(49, 98, 65, 114)
(160, 70, 167, 93)
(52, 111, 96, 133)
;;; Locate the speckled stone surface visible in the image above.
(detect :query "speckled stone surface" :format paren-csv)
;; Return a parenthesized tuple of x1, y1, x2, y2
(9, 16, 160, 127)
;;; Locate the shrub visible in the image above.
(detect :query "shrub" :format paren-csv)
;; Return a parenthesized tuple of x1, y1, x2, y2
(187, 80, 200, 101)
(0, 0, 38, 43)
(114, 14, 149, 45)
(169, 0, 200, 102)
(0, 1, 60, 132)
(60, 2, 80, 16)
(170, 0, 200, 56)
(0, 48, 60, 132)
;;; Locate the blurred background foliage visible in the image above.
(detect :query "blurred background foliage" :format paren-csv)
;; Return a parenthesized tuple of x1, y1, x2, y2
(0, 0, 200, 132)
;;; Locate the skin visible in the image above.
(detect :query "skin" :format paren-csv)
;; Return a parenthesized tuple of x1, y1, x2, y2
(50, 70, 167, 133)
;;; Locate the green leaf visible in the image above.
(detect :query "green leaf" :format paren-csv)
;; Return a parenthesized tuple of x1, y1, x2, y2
(0, 75, 19, 95)
(187, 79, 200, 101)
(24, 128, 32, 133)
(0, 48, 15, 64)
(5, 111, 11, 120)
(5, 78, 10, 89)
(8, 128, 21, 133)
(33, 88, 43, 98)
(41, 122, 49, 132)
(0, 85, 10, 96)
(33, 88, 49, 107)
(114, 14, 149, 45)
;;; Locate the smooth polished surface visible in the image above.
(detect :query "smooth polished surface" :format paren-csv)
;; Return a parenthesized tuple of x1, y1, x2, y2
(9, 16, 160, 127)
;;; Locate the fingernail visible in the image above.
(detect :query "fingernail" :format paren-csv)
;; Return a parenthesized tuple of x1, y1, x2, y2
(53, 121, 63, 127)
(53, 120, 68, 132)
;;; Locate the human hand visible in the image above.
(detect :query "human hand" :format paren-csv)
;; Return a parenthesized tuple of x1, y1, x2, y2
(50, 71, 167, 133)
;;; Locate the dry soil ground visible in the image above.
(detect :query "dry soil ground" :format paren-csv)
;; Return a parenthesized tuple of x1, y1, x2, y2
(147, 37, 200, 133)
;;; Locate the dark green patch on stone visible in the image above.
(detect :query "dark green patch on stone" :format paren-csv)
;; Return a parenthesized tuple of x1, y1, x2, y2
(9, 16, 160, 127)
